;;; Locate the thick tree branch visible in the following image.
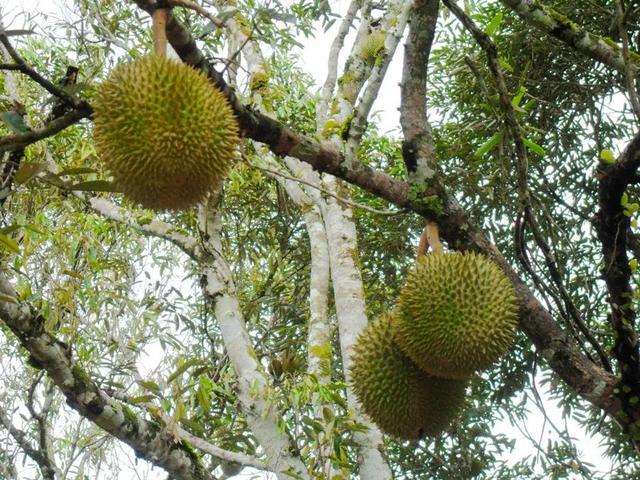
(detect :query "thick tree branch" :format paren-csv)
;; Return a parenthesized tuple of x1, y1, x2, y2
(499, 0, 640, 75)
(197, 199, 309, 480)
(348, 0, 412, 143)
(0, 274, 212, 480)
(593, 129, 640, 429)
(316, 0, 360, 128)
(399, 0, 440, 182)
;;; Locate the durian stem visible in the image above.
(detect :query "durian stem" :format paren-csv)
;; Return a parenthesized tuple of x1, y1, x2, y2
(153, 9, 169, 58)
(426, 223, 444, 255)
(417, 222, 444, 259)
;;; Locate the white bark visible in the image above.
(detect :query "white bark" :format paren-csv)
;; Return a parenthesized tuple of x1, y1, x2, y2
(320, 180, 391, 480)
(260, 155, 332, 383)
(197, 201, 309, 480)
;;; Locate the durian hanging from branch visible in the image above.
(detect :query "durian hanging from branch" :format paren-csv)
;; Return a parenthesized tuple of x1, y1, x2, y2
(350, 311, 467, 440)
(92, 7, 240, 211)
(395, 223, 519, 380)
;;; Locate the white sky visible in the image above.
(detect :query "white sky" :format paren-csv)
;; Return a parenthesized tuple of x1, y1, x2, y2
(0, 0, 619, 478)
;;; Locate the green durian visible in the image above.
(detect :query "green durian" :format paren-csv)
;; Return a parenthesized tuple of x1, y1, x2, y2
(350, 312, 467, 440)
(92, 55, 240, 210)
(396, 252, 518, 379)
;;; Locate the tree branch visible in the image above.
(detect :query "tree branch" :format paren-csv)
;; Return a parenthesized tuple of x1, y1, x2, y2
(593, 129, 640, 428)
(87, 197, 199, 259)
(0, 404, 56, 480)
(499, 0, 640, 75)
(0, 31, 81, 108)
(399, 0, 440, 182)
(0, 105, 93, 154)
(0, 273, 212, 480)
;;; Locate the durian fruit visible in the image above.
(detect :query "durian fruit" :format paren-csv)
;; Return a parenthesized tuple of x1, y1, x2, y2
(350, 312, 467, 440)
(92, 55, 240, 210)
(396, 252, 518, 380)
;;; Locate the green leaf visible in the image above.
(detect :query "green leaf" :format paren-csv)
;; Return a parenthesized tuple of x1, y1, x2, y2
(474, 132, 503, 158)
(630, 258, 638, 272)
(180, 418, 205, 434)
(69, 180, 119, 192)
(137, 380, 162, 394)
(523, 138, 546, 157)
(0, 111, 29, 134)
(600, 149, 616, 164)
(621, 192, 629, 206)
(322, 406, 334, 422)
(14, 162, 46, 184)
(0, 225, 21, 235)
(196, 384, 211, 415)
(0, 234, 20, 254)
(498, 58, 513, 72)
(58, 167, 99, 176)
(128, 395, 154, 404)
(485, 11, 504, 36)
(167, 358, 202, 384)
(511, 86, 527, 108)
(62, 269, 83, 279)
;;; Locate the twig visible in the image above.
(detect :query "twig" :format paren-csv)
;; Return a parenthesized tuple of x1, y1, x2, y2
(0, 104, 92, 154)
(167, 0, 225, 29)
(253, 162, 402, 215)
(0, 33, 79, 108)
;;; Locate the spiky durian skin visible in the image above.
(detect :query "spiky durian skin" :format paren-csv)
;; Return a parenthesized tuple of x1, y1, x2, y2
(92, 56, 240, 210)
(396, 252, 518, 379)
(350, 312, 467, 440)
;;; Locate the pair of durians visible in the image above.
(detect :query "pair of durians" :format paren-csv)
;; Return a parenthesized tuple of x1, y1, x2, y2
(92, 55, 240, 211)
(350, 251, 519, 440)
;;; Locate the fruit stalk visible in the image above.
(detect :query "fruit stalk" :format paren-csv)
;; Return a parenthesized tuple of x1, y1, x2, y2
(153, 8, 169, 58)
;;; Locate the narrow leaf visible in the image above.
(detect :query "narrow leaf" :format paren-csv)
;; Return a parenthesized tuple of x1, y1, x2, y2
(58, 167, 98, 176)
(485, 12, 503, 36)
(474, 132, 503, 158)
(523, 138, 546, 156)
(0, 111, 29, 134)
(167, 358, 202, 384)
(15, 162, 46, 184)
(69, 180, 118, 192)
(137, 380, 161, 394)
(0, 234, 20, 254)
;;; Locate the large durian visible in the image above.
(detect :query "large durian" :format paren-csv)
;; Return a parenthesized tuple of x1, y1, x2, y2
(350, 312, 467, 440)
(92, 55, 239, 210)
(396, 252, 518, 379)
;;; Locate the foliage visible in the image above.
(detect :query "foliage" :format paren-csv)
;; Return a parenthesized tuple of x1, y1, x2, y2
(2, 0, 640, 479)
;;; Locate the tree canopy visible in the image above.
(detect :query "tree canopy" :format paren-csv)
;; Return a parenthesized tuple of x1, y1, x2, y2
(1, 0, 640, 478)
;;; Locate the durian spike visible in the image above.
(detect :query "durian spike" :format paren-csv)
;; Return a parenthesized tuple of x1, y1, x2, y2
(152, 8, 169, 58)
(417, 222, 444, 259)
